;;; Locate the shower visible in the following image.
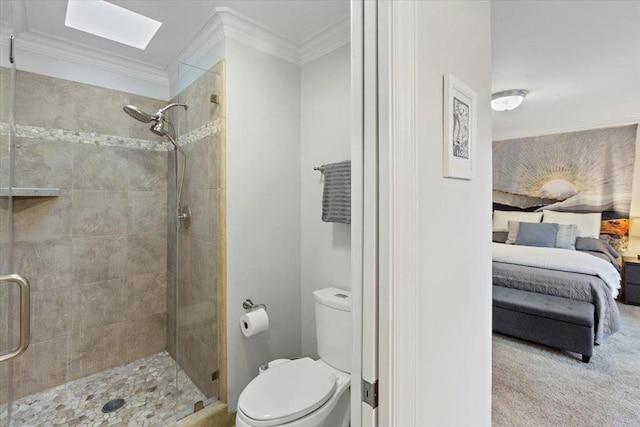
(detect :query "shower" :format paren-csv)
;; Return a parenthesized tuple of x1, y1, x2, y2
(3, 27, 225, 423)
(123, 103, 191, 229)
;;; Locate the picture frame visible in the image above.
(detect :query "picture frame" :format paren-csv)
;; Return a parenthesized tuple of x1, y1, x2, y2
(443, 74, 476, 180)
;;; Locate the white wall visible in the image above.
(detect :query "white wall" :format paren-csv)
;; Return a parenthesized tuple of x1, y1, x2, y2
(225, 38, 302, 410)
(300, 45, 351, 358)
(397, 1, 492, 425)
(417, 2, 492, 423)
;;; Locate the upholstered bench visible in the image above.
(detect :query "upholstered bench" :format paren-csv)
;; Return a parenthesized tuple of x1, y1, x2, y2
(492, 286, 595, 363)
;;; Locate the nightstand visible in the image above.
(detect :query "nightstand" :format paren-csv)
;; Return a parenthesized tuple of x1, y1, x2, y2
(622, 256, 640, 306)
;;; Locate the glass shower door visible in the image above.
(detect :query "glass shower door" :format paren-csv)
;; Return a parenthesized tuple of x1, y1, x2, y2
(0, 57, 12, 426)
(0, 36, 17, 427)
(171, 61, 225, 420)
(1, 36, 31, 427)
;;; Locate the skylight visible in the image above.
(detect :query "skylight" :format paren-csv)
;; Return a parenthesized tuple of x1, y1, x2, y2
(65, 0, 162, 50)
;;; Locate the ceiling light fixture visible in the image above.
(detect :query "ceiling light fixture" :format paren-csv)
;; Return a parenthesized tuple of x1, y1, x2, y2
(65, 0, 162, 50)
(491, 89, 529, 112)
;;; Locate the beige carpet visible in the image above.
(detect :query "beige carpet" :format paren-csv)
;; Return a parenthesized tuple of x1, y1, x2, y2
(492, 302, 640, 427)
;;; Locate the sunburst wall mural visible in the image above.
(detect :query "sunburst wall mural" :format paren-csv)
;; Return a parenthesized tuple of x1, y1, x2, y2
(493, 124, 638, 252)
(493, 125, 637, 214)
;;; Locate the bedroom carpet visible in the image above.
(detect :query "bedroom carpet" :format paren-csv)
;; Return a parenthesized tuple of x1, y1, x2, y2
(492, 302, 640, 427)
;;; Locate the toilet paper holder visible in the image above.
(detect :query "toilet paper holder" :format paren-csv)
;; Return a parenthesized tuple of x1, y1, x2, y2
(243, 299, 267, 312)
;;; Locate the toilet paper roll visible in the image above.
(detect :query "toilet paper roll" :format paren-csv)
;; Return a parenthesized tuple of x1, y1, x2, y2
(240, 308, 269, 337)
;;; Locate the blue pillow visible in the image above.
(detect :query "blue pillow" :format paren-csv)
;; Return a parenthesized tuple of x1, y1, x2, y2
(515, 222, 559, 248)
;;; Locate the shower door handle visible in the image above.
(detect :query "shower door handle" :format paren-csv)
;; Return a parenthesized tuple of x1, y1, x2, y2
(0, 274, 31, 363)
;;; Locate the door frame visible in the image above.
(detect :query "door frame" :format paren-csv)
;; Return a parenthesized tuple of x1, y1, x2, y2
(350, 0, 365, 424)
(355, 0, 421, 425)
(351, 0, 382, 425)
(351, 0, 378, 427)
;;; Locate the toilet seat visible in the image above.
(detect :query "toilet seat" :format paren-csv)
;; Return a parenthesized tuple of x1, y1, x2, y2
(237, 358, 337, 426)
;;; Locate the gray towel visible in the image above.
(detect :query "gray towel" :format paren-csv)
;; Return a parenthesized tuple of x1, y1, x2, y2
(321, 160, 351, 224)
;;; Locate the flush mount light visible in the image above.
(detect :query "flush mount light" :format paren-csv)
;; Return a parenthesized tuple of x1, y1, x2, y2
(65, 0, 162, 50)
(491, 89, 529, 112)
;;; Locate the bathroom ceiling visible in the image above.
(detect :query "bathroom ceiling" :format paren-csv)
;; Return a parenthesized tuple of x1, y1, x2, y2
(1, 0, 350, 67)
(492, 1, 640, 140)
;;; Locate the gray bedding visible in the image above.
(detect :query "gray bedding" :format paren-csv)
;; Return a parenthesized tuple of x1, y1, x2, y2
(493, 262, 621, 343)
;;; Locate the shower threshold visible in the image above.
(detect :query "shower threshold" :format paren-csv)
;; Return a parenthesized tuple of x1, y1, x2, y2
(1, 351, 208, 426)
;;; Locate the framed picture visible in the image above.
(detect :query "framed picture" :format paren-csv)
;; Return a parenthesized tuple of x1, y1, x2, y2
(443, 74, 476, 180)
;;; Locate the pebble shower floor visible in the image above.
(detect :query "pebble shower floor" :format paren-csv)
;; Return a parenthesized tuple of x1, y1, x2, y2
(0, 352, 206, 426)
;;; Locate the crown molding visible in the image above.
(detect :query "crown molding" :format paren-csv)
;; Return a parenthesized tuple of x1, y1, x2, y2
(493, 115, 640, 141)
(217, 7, 301, 65)
(172, 7, 351, 71)
(300, 16, 350, 65)
(0, 25, 169, 86)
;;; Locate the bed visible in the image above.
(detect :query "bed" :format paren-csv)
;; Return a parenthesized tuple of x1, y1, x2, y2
(492, 241, 622, 343)
(491, 209, 624, 349)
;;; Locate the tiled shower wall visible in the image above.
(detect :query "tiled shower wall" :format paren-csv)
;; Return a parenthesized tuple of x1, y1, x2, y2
(167, 61, 226, 400)
(0, 69, 169, 401)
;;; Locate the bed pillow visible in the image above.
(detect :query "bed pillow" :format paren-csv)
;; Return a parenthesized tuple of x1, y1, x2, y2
(492, 210, 543, 232)
(505, 220, 521, 244)
(555, 223, 579, 250)
(515, 222, 559, 248)
(542, 210, 602, 238)
(508, 221, 577, 249)
(576, 237, 620, 264)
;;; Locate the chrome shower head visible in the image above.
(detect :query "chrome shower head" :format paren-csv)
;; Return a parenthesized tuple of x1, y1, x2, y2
(123, 105, 154, 123)
(124, 102, 187, 150)
(150, 120, 168, 137)
(151, 120, 184, 156)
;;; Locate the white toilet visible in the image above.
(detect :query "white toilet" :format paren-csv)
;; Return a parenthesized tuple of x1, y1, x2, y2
(235, 287, 352, 427)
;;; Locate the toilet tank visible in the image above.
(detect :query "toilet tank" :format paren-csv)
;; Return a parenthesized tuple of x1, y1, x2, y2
(313, 287, 352, 373)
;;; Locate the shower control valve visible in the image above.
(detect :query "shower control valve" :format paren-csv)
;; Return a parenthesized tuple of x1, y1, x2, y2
(178, 204, 191, 229)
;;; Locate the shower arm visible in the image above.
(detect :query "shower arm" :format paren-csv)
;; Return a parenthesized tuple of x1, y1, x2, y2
(156, 103, 189, 119)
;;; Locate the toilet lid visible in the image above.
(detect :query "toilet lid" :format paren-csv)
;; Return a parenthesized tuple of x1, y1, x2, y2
(238, 357, 337, 426)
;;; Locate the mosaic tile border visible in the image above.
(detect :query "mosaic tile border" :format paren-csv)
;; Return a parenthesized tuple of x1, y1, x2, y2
(178, 120, 222, 147)
(0, 122, 169, 151)
(0, 120, 222, 152)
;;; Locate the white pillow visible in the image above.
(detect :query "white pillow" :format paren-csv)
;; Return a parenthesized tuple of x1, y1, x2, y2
(505, 220, 521, 244)
(542, 210, 602, 238)
(492, 210, 543, 232)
